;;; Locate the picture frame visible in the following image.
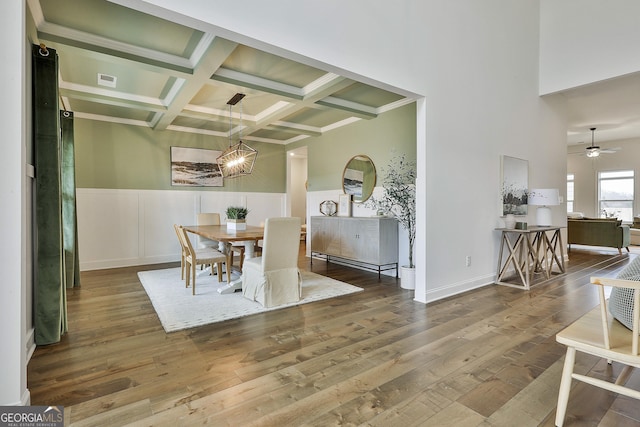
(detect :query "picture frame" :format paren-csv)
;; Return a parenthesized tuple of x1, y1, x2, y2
(171, 146, 223, 187)
(319, 200, 338, 216)
(338, 194, 352, 217)
(501, 155, 528, 216)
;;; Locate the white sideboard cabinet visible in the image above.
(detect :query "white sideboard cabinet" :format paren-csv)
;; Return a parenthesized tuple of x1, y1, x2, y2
(310, 216, 398, 277)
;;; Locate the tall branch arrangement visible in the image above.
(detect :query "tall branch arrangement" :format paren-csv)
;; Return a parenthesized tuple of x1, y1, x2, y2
(367, 154, 416, 268)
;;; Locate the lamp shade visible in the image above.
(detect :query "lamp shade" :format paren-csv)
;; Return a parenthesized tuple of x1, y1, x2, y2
(528, 189, 560, 206)
(529, 188, 559, 226)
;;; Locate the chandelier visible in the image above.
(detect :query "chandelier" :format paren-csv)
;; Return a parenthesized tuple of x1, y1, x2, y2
(216, 93, 258, 178)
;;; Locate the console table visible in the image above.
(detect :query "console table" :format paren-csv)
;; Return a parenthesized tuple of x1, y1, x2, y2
(495, 226, 565, 290)
(310, 216, 398, 278)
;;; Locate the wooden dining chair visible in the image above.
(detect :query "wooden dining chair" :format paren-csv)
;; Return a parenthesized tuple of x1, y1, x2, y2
(173, 223, 189, 280)
(555, 259, 640, 426)
(176, 225, 229, 295)
(198, 212, 244, 270)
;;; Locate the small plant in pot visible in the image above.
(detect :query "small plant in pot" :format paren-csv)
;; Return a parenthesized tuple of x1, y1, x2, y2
(226, 206, 249, 230)
(367, 153, 416, 289)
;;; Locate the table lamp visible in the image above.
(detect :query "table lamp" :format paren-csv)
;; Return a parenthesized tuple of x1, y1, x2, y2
(528, 188, 560, 226)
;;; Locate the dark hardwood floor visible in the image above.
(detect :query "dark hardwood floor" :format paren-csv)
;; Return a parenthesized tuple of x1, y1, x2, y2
(27, 244, 640, 426)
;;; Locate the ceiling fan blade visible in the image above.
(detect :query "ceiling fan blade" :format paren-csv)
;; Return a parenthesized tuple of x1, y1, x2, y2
(600, 147, 621, 154)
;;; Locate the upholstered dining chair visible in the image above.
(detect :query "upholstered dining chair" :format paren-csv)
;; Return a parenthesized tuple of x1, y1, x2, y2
(176, 225, 229, 295)
(554, 258, 640, 426)
(196, 213, 221, 248)
(242, 217, 301, 307)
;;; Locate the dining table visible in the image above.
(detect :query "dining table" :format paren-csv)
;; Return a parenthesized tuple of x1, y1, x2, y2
(183, 224, 264, 294)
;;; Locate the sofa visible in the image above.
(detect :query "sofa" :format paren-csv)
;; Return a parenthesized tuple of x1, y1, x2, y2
(567, 218, 630, 254)
(630, 217, 640, 245)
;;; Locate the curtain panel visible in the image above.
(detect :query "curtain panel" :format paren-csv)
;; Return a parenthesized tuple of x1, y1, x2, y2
(32, 44, 79, 345)
(61, 110, 81, 290)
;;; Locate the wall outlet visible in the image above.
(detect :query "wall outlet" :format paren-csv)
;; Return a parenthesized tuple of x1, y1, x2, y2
(465, 256, 471, 267)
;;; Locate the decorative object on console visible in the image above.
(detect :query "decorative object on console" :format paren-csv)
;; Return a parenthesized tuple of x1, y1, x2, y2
(528, 188, 559, 226)
(225, 206, 248, 230)
(216, 93, 258, 178)
(366, 153, 416, 289)
(504, 214, 516, 229)
(338, 194, 352, 217)
(319, 200, 337, 216)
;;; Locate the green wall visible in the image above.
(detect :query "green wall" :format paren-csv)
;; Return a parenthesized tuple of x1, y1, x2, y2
(74, 102, 416, 192)
(74, 119, 286, 192)
(290, 102, 416, 192)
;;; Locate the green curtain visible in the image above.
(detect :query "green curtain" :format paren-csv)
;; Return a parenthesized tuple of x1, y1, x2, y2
(60, 111, 81, 291)
(32, 44, 79, 345)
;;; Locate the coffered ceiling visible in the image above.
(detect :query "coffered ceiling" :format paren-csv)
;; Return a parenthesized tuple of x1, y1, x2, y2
(29, 0, 414, 146)
(29, 0, 640, 149)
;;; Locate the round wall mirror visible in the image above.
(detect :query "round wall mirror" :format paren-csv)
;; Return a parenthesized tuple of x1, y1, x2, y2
(342, 155, 376, 203)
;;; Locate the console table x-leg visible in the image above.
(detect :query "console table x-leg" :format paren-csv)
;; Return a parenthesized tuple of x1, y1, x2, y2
(495, 226, 565, 290)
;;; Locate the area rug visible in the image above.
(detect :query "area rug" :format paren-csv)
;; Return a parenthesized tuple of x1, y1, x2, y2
(137, 267, 363, 332)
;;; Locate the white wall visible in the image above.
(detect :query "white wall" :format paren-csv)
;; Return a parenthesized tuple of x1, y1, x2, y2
(568, 137, 640, 218)
(420, 2, 568, 302)
(1, 0, 30, 406)
(540, 0, 640, 94)
(77, 189, 286, 270)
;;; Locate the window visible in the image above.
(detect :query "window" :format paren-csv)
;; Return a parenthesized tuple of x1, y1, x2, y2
(567, 173, 574, 213)
(598, 170, 634, 222)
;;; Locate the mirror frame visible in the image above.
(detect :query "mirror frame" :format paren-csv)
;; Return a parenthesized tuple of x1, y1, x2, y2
(342, 155, 376, 203)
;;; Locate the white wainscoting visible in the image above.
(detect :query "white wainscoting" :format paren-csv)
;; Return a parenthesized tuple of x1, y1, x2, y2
(77, 188, 286, 271)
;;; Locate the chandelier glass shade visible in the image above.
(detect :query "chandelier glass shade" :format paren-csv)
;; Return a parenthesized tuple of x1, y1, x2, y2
(216, 93, 257, 178)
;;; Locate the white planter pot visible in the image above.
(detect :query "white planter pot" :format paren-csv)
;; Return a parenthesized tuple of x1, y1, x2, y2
(227, 219, 246, 231)
(400, 265, 415, 290)
(504, 214, 516, 229)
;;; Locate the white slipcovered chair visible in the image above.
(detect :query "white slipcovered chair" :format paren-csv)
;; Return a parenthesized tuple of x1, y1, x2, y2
(242, 217, 302, 307)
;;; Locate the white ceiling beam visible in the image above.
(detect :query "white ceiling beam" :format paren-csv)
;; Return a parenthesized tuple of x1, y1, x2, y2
(152, 37, 238, 130)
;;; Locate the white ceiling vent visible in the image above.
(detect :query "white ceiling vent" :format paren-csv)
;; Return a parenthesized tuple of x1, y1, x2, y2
(97, 73, 117, 88)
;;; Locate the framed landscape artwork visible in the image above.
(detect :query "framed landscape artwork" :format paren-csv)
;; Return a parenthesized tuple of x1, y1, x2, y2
(171, 146, 223, 187)
(501, 155, 528, 216)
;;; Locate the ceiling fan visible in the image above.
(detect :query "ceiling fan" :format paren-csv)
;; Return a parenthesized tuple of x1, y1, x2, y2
(584, 127, 620, 157)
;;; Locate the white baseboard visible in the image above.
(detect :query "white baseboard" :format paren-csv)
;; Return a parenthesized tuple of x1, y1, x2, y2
(80, 255, 179, 271)
(423, 273, 495, 303)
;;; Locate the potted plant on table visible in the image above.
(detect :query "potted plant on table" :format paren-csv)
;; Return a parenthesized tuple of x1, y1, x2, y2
(226, 206, 249, 231)
(367, 153, 416, 289)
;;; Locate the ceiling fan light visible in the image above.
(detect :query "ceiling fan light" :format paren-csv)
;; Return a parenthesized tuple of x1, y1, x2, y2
(586, 147, 600, 158)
